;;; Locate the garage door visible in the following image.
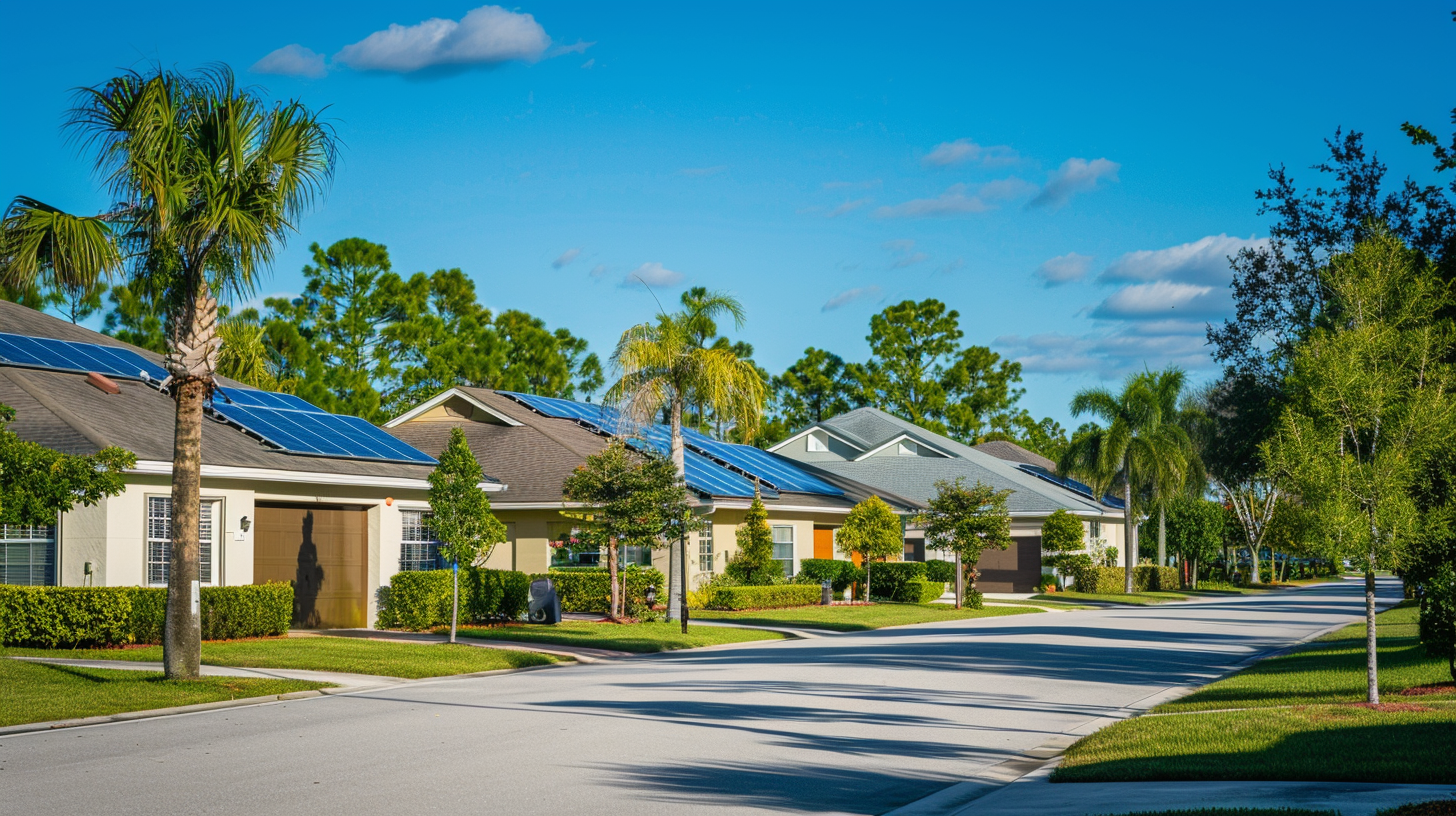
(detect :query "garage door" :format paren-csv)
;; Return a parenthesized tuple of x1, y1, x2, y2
(253, 504, 367, 629)
(975, 535, 1042, 593)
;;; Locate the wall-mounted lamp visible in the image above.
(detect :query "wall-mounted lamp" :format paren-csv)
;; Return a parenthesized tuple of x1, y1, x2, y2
(239, 516, 251, 533)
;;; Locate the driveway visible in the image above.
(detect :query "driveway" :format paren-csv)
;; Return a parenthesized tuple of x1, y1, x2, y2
(0, 580, 1393, 816)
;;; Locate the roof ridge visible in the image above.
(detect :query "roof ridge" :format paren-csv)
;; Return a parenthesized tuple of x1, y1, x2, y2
(1, 368, 113, 451)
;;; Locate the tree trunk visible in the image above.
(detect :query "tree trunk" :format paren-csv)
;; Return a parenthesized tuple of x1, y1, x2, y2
(1366, 560, 1379, 704)
(163, 378, 205, 680)
(607, 539, 620, 620)
(665, 396, 686, 623)
(866, 560, 872, 602)
(450, 561, 459, 644)
(1123, 465, 1135, 594)
(1157, 508, 1167, 567)
(1249, 540, 1262, 585)
(954, 552, 963, 610)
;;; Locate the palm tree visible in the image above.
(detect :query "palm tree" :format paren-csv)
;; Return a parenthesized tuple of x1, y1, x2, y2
(1143, 370, 1204, 567)
(217, 316, 294, 393)
(1060, 369, 1192, 593)
(607, 291, 765, 620)
(0, 66, 336, 678)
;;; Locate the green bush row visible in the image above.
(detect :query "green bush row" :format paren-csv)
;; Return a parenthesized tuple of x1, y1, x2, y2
(793, 558, 862, 592)
(540, 567, 665, 614)
(867, 561, 926, 601)
(893, 579, 947, 604)
(0, 584, 294, 647)
(377, 568, 530, 630)
(704, 583, 822, 610)
(924, 560, 956, 584)
(1068, 563, 1183, 594)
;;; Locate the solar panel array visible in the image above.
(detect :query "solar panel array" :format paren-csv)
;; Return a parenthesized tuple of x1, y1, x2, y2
(500, 391, 841, 499)
(1017, 464, 1124, 509)
(0, 332, 169, 382)
(212, 387, 437, 465)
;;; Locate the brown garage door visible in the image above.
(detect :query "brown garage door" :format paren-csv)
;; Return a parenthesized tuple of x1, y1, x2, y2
(976, 535, 1042, 593)
(254, 504, 367, 629)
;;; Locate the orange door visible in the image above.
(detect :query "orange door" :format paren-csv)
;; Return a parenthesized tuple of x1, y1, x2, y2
(813, 529, 834, 560)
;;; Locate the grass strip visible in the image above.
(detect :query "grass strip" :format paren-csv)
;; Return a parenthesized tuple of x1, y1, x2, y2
(3, 636, 558, 679)
(0, 659, 328, 727)
(1032, 591, 1190, 606)
(457, 620, 787, 653)
(692, 602, 1040, 632)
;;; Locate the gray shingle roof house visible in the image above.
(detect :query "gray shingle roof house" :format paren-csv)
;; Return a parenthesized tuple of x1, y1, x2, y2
(770, 407, 1126, 592)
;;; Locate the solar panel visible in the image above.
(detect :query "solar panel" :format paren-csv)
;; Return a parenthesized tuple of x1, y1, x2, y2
(686, 435, 843, 496)
(500, 391, 624, 429)
(620, 437, 761, 498)
(0, 332, 169, 383)
(210, 389, 437, 465)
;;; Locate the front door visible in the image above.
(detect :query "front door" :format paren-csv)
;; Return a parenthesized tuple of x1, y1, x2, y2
(253, 504, 367, 629)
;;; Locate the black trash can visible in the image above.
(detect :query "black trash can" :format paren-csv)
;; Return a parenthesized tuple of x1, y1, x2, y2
(529, 578, 562, 624)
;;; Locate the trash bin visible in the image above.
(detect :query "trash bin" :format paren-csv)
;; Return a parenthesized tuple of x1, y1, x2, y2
(528, 578, 561, 624)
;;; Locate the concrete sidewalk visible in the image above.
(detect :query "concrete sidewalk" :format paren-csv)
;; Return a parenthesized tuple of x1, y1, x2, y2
(306, 628, 632, 662)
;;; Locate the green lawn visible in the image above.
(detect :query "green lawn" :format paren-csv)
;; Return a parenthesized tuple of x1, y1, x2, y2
(692, 602, 1041, 632)
(1033, 590, 1191, 606)
(1054, 603, 1456, 784)
(457, 621, 788, 653)
(0, 658, 329, 727)
(3, 636, 558, 679)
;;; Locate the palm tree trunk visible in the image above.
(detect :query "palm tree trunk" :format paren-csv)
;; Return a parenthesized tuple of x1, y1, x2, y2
(1123, 463, 1135, 595)
(163, 377, 205, 680)
(665, 396, 686, 623)
(1157, 508, 1166, 567)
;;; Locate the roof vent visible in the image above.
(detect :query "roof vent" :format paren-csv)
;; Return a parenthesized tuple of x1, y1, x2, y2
(86, 371, 121, 395)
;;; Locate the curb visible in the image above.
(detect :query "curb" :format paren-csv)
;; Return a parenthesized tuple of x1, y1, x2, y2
(0, 690, 326, 737)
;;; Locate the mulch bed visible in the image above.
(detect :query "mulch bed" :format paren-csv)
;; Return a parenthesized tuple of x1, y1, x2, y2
(1398, 682, 1456, 697)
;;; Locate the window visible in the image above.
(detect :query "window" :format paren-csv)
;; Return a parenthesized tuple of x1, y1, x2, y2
(897, 440, 918, 456)
(401, 510, 441, 571)
(698, 526, 715, 574)
(807, 433, 828, 452)
(147, 497, 216, 585)
(1, 524, 57, 586)
(1089, 520, 1102, 542)
(771, 525, 795, 577)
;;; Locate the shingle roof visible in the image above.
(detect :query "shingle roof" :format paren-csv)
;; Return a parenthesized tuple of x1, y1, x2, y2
(973, 439, 1058, 472)
(0, 300, 436, 480)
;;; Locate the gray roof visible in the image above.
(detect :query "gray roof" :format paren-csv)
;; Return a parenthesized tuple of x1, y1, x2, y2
(973, 439, 1058, 472)
(786, 407, 1119, 518)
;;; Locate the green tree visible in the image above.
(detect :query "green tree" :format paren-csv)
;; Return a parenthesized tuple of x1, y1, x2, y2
(217, 315, 290, 392)
(1060, 368, 1193, 593)
(836, 496, 904, 600)
(1040, 509, 1086, 589)
(608, 291, 766, 621)
(1263, 231, 1456, 704)
(101, 284, 168, 354)
(561, 443, 690, 619)
(915, 479, 1013, 607)
(1164, 497, 1226, 589)
(1420, 562, 1456, 682)
(428, 428, 507, 643)
(725, 485, 779, 585)
(769, 347, 855, 438)
(0, 66, 336, 679)
(0, 404, 135, 524)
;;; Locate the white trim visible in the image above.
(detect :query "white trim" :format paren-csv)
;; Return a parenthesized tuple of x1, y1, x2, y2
(767, 425, 865, 454)
(854, 433, 955, 461)
(383, 387, 522, 429)
(127, 460, 506, 492)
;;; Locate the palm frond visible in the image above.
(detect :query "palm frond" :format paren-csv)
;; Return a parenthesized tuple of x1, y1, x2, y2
(0, 197, 123, 290)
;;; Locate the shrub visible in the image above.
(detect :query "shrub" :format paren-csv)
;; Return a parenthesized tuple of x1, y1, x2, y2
(1070, 564, 1125, 594)
(893, 579, 946, 604)
(704, 584, 821, 610)
(924, 560, 956, 584)
(1134, 565, 1181, 592)
(538, 567, 665, 614)
(867, 561, 927, 601)
(379, 568, 532, 630)
(0, 584, 294, 647)
(963, 588, 985, 609)
(794, 558, 861, 592)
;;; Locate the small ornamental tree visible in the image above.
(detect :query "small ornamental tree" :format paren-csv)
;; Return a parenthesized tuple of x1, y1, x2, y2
(0, 404, 135, 523)
(836, 496, 904, 600)
(561, 443, 690, 619)
(1164, 496, 1225, 589)
(726, 484, 778, 585)
(1040, 509, 1085, 590)
(915, 479, 1013, 607)
(428, 427, 506, 643)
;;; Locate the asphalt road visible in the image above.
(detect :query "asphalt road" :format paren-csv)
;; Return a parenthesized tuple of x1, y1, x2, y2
(0, 580, 1395, 816)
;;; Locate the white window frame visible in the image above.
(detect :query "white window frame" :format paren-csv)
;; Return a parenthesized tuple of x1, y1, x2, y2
(697, 526, 715, 575)
(771, 525, 795, 577)
(807, 433, 829, 452)
(147, 496, 221, 587)
(1, 523, 58, 586)
(400, 509, 442, 571)
(897, 440, 918, 456)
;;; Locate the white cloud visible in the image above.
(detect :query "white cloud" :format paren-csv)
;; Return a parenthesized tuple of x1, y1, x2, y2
(874, 178, 1035, 219)
(1101, 234, 1268, 286)
(679, 165, 727, 177)
(622, 262, 684, 288)
(552, 248, 582, 269)
(826, 198, 871, 218)
(251, 44, 327, 79)
(581, 58, 595, 69)
(590, 264, 609, 278)
(1029, 158, 1120, 210)
(882, 239, 929, 268)
(550, 40, 594, 56)
(1035, 252, 1094, 287)
(937, 258, 965, 275)
(822, 286, 883, 312)
(922, 138, 1019, 168)
(1091, 281, 1225, 319)
(995, 328, 1216, 376)
(894, 253, 930, 269)
(334, 5, 551, 73)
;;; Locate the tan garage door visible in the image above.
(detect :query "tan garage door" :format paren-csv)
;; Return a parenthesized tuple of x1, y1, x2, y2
(254, 504, 367, 630)
(976, 536, 1042, 593)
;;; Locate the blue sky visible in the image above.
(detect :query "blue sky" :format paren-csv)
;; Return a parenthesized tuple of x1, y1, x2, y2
(2, 2, 1452, 428)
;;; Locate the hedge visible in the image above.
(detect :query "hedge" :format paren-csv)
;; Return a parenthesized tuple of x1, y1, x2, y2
(893, 579, 947, 604)
(536, 567, 665, 614)
(867, 561, 926, 601)
(0, 583, 294, 647)
(378, 568, 530, 630)
(1136, 565, 1181, 592)
(1068, 563, 1183, 594)
(924, 560, 956, 584)
(793, 558, 862, 592)
(703, 583, 822, 610)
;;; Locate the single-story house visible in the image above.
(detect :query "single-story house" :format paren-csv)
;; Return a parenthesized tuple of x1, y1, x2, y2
(770, 407, 1126, 592)
(384, 387, 917, 587)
